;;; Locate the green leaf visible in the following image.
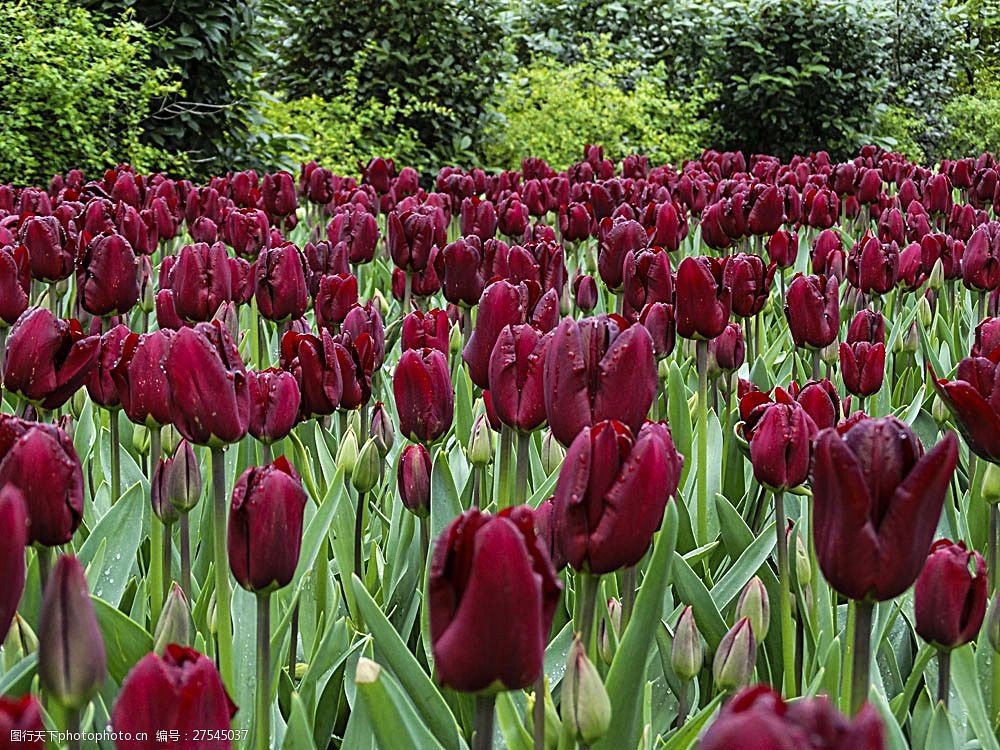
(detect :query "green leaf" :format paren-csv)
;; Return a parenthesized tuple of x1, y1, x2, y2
(951, 644, 1000, 750)
(455, 367, 474, 451)
(922, 700, 958, 750)
(430, 449, 463, 542)
(281, 693, 319, 750)
(78, 482, 143, 606)
(668, 362, 693, 486)
(496, 690, 532, 750)
(354, 658, 446, 750)
(662, 693, 723, 750)
(670, 551, 727, 650)
(91, 596, 152, 684)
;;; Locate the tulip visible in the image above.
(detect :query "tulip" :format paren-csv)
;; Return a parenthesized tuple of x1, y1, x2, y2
(112, 645, 236, 748)
(785, 274, 840, 350)
(748, 184, 784, 235)
(0, 245, 30, 326)
(261, 170, 297, 221)
(76, 232, 140, 316)
(394, 348, 453, 443)
(560, 202, 592, 243)
(963, 222, 1000, 292)
(840, 342, 886, 398)
(488, 324, 551, 433)
(280, 329, 344, 419)
(112, 330, 174, 427)
(931, 352, 1000, 463)
(437, 237, 485, 307)
(3, 308, 99, 410)
(766, 229, 798, 270)
(713, 618, 756, 692)
(542, 316, 656, 446)
(597, 217, 646, 291)
(20, 215, 74, 282)
(247, 369, 300, 445)
(255, 242, 309, 323)
(699, 685, 886, 750)
(735, 577, 770, 641)
(498, 195, 530, 238)
(224, 207, 271, 258)
(722, 253, 774, 320)
(622, 246, 673, 311)
(796, 379, 841, 430)
(402, 308, 450, 354)
(361, 157, 395, 194)
(915, 539, 987, 650)
(314, 273, 359, 331)
(463, 280, 531, 389)
(85, 323, 130, 409)
(846, 310, 885, 345)
(163, 321, 249, 446)
(398, 443, 432, 517)
(848, 236, 899, 295)
(460, 196, 498, 240)
(573, 274, 598, 311)
(973, 317, 1000, 357)
(343, 301, 386, 369)
(562, 637, 611, 744)
(388, 209, 444, 273)
(708, 323, 745, 377)
(228, 457, 307, 593)
(170, 242, 233, 322)
(152, 440, 202, 518)
(0, 422, 83, 546)
(0, 695, 44, 747)
(0, 486, 27, 641)
(675, 256, 731, 340)
(671, 606, 704, 682)
(554, 420, 682, 574)
(745, 402, 816, 491)
(38, 555, 106, 710)
(429, 506, 562, 692)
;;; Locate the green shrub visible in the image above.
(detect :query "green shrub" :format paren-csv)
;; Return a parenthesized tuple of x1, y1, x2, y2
(872, 106, 927, 162)
(939, 89, 1000, 157)
(0, 0, 179, 185)
(481, 46, 716, 171)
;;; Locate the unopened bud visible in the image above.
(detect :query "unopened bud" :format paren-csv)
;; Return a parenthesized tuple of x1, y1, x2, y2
(337, 427, 359, 476)
(598, 598, 623, 665)
(449, 322, 462, 356)
(352, 439, 380, 494)
(987, 593, 1000, 654)
(928, 258, 945, 291)
(735, 576, 770, 642)
(369, 402, 395, 457)
(984, 462, 1000, 505)
(541, 430, 565, 475)
(671, 606, 703, 682)
(153, 583, 191, 654)
(468, 415, 494, 466)
(713, 617, 756, 692)
(562, 636, 611, 744)
(133, 424, 150, 456)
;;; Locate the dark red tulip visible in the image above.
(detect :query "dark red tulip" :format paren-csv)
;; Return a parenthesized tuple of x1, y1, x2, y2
(112, 330, 174, 427)
(785, 274, 839, 350)
(622, 246, 673, 310)
(255, 242, 308, 323)
(811, 229, 846, 278)
(745, 402, 816, 490)
(488, 324, 551, 433)
(846, 310, 885, 345)
(314, 273, 359, 331)
(115, 203, 158, 256)
(700, 685, 885, 750)
(394, 348, 453, 443)
(521, 180, 551, 218)
(361, 157, 395, 194)
(397, 307, 445, 352)
(429, 506, 561, 692)
(896, 241, 926, 291)
(0, 695, 44, 747)
(920, 233, 963, 279)
(724, 253, 775, 319)
(86, 323, 131, 409)
(332, 328, 376, 411)
(437, 237, 485, 307)
(639, 302, 676, 359)
(748, 185, 784, 235)
(224, 207, 271, 258)
(343, 302, 386, 369)
(931, 352, 1000, 463)
(326, 206, 379, 265)
(963, 222, 1000, 292)
(708, 323, 746, 376)
(0, 245, 30, 326)
(189, 216, 218, 244)
(388, 209, 444, 273)
(574, 274, 598, 311)
(643, 200, 684, 252)
(170, 242, 233, 322)
(228, 457, 307, 593)
(112, 645, 236, 749)
(840, 342, 886, 398)
(812, 417, 958, 601)
(20, 215, 74, 282)
(397, 443, 432, 517)
(914, 539, 987, 650)
(876, 207, 905, 246)
(973, 317, 1000, 358)
(554, 420, 682, 573)
(560, 202, 592, 243)
(247, 368, 300, 444)
(675, 256, 732, 340)
(848, 236, 899, 295)
(543, 316, 656, 446)
(924, 173, 953, 215)
(463, 280, 532, 389)
(303, 240, 350, 295)
(0, 485, 27, 640)
(803, 185, 839, 229)
(163, 321, 249, 446)
(767, 230, 798, 269)
(700, 202, 731, 250)
(280, 329, 344, 419)
(261, 171, 297, 220)
(3, 308, 99, 410)
(76, 232, 140, 316)
(497, 195, 530, 238)
(796, 379, 841, 431)
(598, 217, 647, 291)
(461, 197, 498, 240)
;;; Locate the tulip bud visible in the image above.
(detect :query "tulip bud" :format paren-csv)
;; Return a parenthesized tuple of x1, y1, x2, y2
(398, 443, 432, 517)
(987, 594, 1000, 653)
(449, 322, 463, 356)
(918, 295, 934, 327)
(161, 425, 181, 457)
(598, 598, 623, 665)
(352, 439, 380, 494)
(133, 424, 150, 455)
(3, 614, 38, 662)
(713, 618, 756, 692)
(38, 556, 107, 710)
(70, 388, 86, 420)
(929, 258, 945, 291)
(153, 584, 191, 654)
(467, 414, 494, 467)
(820, 341, 839, 366)
(525, 677, 560, 750)
(541, 430, 565, 474)
(369, 402, 395, 457)
(795, 533, 812, 587)
(562, 636, 612, 744)
(984, 462, 1000, 505)
(735, 577, 770, 641)
(932, 395, 951, 427)
(671, 606, 703, 682)
(337, 427, 359, 476)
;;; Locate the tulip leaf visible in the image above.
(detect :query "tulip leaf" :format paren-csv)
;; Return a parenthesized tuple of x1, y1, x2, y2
(710, 520, 776, 610)
(594, 503, 678, 750)
(667, 361, 693, 486)
(661, 693, 723, 750)
(455, 366, 474, 451)
(951, 644, 1000, 750)
(354, 657, 446, 750)
(430, 449, 463, 542)
(281, 692, 318, 750)
(351, 576, 465, 750)
(495, 690, 532, 750)
(923, 701, 958, 750)
(0, 653, 36, 697)
(91, 595, 152, 684)
(670, 551, 727, 650)
(77, 481, 143, 607)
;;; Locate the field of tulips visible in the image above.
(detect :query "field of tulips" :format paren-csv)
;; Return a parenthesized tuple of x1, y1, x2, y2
(0, 144, 998, 750)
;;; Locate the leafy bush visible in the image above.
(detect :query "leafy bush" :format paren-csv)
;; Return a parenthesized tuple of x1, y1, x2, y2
(482, 46, 716, 171)
(872, 106, 927, 162)
(704, 0, 890, 159)
(273, 0, 508, 168)
(939, 89, 1000, 157)
(0, 0, 179, 185)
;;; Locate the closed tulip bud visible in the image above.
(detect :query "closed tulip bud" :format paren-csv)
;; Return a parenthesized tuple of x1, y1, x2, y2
(713, 618, 756, 691)
(598, 599, 623, 665)
(402, 308, 450, 354)
(573, 274, 598, 311)
(228, 457, 308, 593)
(735, 577, 770, 641)
(338, 427, 359, 476)
(785, 274, 840, 350)
(744, 402, 816, 491)
(724, 253, 775, 319)
(369, 401, 395, 457)
(112, 645, 237, 744)
(398, 443, 432, 517)
(247, 368, 300, 445)
(707, 323, 745, 377)
(675, 256, 732, 340)
(463, 280, 531, 388)
(847, 310, 885, 345)
(153, 583, 191, 654)
(489, 323, 551, 433)
(915, 539, 987, 649)
(314, 273, 359, 331)
(468, 414, 494, 466)
(38, 555, 106, 710)
(918, 295, 934, 327)
(984, 462, 1000, 504)
(767, 229, 799, 269)
(20, 214, 74, 282)
(429, 507, 562, 692)
(152, 440, 202, 516)
(840, 342, 886, 398)
(133, 424, 150, 455)
(541, 429, 565, 474)
(672, 606, 703, 681)
(929, 257, 945, 291)
(795, 532, 812, 586)
(0, 695, 44, 747)
(563, 637, 611, 744)
(170, 242, 233, 323)
(352, 439, 380, 493)
(394, 348, 454, 443)
(931, 354, 1000, 463)
(77, 232, 140, 316)
(988, 594, 1000, 653)
(0, 486, 28, 642)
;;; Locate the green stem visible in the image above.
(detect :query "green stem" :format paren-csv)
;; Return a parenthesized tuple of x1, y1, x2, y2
(316, 538, 328, 625)
(577, 573, 600, 659)
(990, 502, 998, 595)
(162, 521, 172, 602)
(514, 431, 531, 505)
(211, 446, 234, 689)
(110, 413, 121, 504)
(256, 592, 272, 750)
(533, 675, 546, 750)
(420, 515, 430, 565)
(991, 646, 1000, 730)
(696, 340, 709, 547)
(811, 350, 821, 381)
(288, 603, 300, 680)
(149, 427, 164, 625)
(67, 705, 81, 750)
(403, 272, 412, 314)
(621, 566, 637, 631)
(774, 491, 797, 696)
(841, 600, 856, 714)
(850, 600, 874, 716)
(180, 514, 191, 602)
(473, 693, 496, 750)
(937, 649, 951, 708)
(498, 425, 514, 509)
(354, 490, 366, 582)
(676, 680, 690, 729)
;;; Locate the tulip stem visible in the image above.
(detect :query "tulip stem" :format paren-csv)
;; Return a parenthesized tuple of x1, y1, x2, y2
(180, 514, 191, 602)
(288, 603, 299, 680)
(936, 649, 951, 708)
(811, 350, 821, 381)
(110, 413, 121, 504)
(676, 680, 690, 729)
(403, 272, 412, 314)
(515, 431, 531, 505)
(774, 491, 797, 697)
(990, 503, 998, 595)
(67, 706, 81, 750)
(162, 521, 172, 602)
(696, 340, 709, 548)
(621, 566, 637, 630)
(533, 675, 545, 750)
(150, 517, 164, 627)
(578, 573, 600, 659)
(211, 446, 234, 689)
(354, 490, 366, 584)
(256, 592, 272, 750)
(850, 599, 874, 716)
(498, 425, 514, 509)
(473, 693, 496, 750)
